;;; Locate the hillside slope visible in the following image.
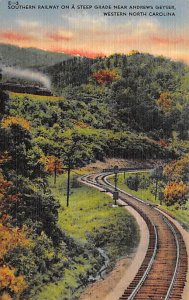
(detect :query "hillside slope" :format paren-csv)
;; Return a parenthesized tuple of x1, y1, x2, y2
(47, 53, 189, 139)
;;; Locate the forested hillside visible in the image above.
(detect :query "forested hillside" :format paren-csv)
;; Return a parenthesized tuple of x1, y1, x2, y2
(0, 88, 139, 300)
(2, 51, 189, 171)
(48, 52, 189, 140)
(0, 88, 70, 299)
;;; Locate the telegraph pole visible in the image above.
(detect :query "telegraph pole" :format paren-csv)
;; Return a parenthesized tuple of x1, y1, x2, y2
(154, 165, 163, 202)
(66, 159, 71, 207)
(63, 132, 80, 207)
(62, 159, 71, 207)
(113, 165, 119, 205)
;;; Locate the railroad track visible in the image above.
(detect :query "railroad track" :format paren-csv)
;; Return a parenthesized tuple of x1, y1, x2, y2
(80, 172, 188, 300)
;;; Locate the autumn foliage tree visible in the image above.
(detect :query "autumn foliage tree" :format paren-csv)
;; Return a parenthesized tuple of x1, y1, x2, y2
(157, 91, 172, 112)
(0, 266, 27, 298)
(92, 69, 120, 85)
(164, 181, 189, 206)
(0, 225, 30, 299)
(163, 155, 189, 206)
(0, 173, 30, 299)
(40, 155, 63, 184)
(164, 154, 189, 182)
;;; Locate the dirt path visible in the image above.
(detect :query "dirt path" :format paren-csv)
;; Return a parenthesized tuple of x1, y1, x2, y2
(79, 199, 149, 300)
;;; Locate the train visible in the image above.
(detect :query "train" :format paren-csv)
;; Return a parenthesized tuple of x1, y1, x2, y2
(0, 82, 52, 96)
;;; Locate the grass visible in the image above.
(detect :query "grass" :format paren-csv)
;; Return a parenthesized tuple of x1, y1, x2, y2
(36, 173, 139, 300)
(51, 173, 138, 244)
(109, 171, 189, 231)
(35, 263, 92, 300)
(8, 91, 64, 102)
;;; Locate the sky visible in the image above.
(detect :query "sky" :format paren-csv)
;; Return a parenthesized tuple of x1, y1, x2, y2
(0, 0, 189, 63)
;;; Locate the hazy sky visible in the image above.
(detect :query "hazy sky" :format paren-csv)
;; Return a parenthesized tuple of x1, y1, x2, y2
(0, 0, 189, 63)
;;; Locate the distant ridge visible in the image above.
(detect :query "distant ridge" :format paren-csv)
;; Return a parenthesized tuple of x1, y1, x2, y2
(0, 43, 71, 69)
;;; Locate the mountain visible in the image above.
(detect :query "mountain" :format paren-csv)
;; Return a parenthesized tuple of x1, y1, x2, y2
(0, 44, 71, 69)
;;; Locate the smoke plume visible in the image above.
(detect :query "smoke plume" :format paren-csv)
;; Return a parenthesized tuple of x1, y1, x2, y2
(1, 65, 51, 89)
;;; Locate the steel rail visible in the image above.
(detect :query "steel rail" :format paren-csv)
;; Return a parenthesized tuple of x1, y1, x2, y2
(81, 173, 159, 299)
(103, 172, 182, 299)
(80, 171, 184, 299)
(126, 222, 158, 300)
(162, 216, 180, 300)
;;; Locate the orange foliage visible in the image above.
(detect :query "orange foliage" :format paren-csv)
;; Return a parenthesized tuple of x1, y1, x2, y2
(157, 91, 172, 112)
(0, 171, 29, 298)
(92, 69, 120, 85)
(164, 155, 189, 181)
(0, 223, 30, 261)
(0, 177, 20, 210)
(1, 292, 12, 300)
(1, 116, 31, 131)
(0, 266, 27, 295)
(41, 155, 63, 174)
(164, 181, 189, 205)
(0, 222, 30, 297)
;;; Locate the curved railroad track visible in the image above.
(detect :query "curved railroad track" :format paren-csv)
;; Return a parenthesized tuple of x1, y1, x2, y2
(80, 172, 188, 300)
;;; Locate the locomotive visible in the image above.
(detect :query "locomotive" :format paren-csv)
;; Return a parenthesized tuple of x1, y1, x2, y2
(0, 82, 52, 96)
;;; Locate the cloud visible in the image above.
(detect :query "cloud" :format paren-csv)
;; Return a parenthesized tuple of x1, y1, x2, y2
(0, 31, 35, 42)
(49, 46, 105, 58)
(47, 29, 73, 42)
(1, 11, 189, 64)
(113, 19, 160, 38)
(150, 35, 186, 45)
(47, 33, 71, 42)
(16, 19, 40, 29)
(62, 11, 108, 32)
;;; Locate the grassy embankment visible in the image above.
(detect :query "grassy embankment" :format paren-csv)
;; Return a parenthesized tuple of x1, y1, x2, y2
(8, 91, 63, 101)
(109, 171, 189, 231)
(36, 173, 139, 300)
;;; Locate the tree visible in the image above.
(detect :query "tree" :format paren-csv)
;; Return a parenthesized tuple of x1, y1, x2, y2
(164, 181, 188, 206)
(164, 155, 189, 182)
(157, 91, 172, 112)
(92, 69, 120, 85)
(0, 119, 60, 239)
(0, 117, 46, 180)
(0, 265, 27, 298)
(60, 131, 94, 207)
(126, 175, 140, 191)
(177, 103, 189, 140)
(40, 155, 63, 184)
(150, 166, 164, 201)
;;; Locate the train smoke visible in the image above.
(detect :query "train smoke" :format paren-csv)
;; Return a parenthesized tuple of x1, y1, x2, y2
(1, 65, 51, 89)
